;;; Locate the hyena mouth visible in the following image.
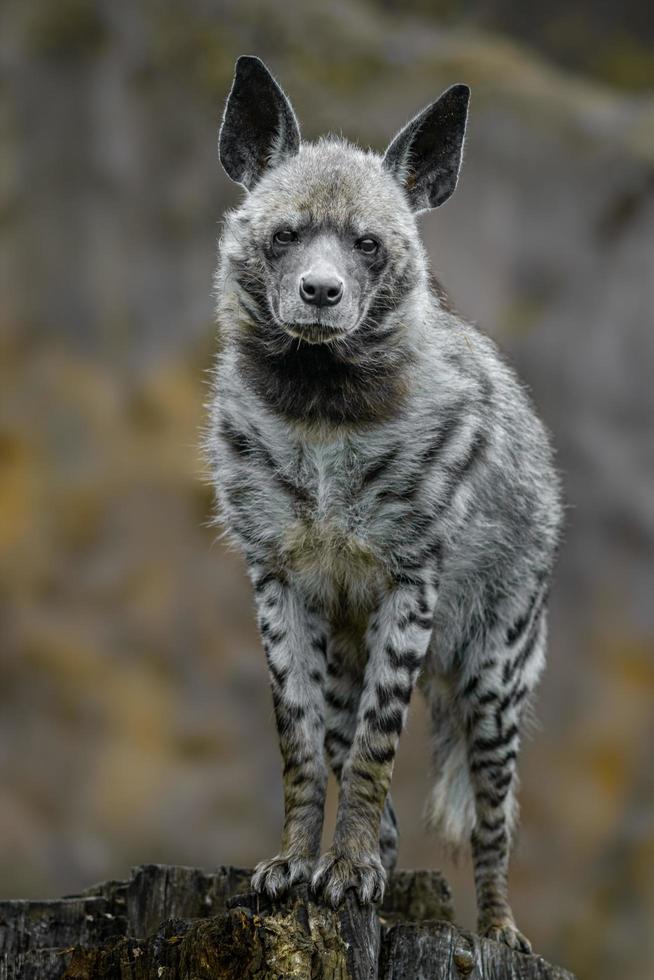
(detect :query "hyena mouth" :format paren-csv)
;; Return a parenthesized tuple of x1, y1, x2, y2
(284, 323, 347, 345)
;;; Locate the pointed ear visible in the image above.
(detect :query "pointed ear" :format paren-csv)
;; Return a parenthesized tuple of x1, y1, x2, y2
(383, 84, 470, 212)
(219, 56, 300, 190)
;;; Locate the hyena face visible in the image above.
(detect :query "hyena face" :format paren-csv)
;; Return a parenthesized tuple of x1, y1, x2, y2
(219, 57, 469, 347)
(227, 144, 415, 343)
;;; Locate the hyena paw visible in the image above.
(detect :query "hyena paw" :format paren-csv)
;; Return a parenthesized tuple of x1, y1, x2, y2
(251, 854, 313, 898)
(481, 917, 532, 954)
(311, 849, 386, 907)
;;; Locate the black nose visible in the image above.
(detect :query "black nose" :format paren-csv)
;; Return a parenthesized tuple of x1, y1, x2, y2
(299, 274, 343, 308)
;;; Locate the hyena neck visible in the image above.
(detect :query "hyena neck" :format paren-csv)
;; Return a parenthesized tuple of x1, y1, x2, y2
(233, 307, 419, 431)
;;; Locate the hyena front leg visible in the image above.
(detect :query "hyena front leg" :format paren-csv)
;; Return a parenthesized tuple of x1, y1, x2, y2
(249, 568, 329, 897)
(313, 573, 437, 906)
(462, 601, 548, 953)
(324, 629, 399, 873)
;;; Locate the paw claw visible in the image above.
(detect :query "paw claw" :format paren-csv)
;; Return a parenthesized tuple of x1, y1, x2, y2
(251, 854, 312, 898)
(482, 919, 532, 954)
(311, 849, 386, 907)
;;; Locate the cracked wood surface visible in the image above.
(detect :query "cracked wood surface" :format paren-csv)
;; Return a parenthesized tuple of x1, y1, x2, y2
(0, 864, 575, 979)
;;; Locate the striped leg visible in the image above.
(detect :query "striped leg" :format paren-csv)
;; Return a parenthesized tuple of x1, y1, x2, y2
(250, 569, 329, 897)
(379, 794, 400, 873)
(462, 602, 547, 953)
(313, 573, 436, 906)
(324, 629, 399, 873)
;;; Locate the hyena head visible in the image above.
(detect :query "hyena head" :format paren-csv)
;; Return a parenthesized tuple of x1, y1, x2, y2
(218, 56, 469, 348)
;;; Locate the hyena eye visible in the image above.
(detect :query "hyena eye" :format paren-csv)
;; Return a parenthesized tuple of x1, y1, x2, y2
(273, 228, 298, 245)
(355, 236, 380, 255)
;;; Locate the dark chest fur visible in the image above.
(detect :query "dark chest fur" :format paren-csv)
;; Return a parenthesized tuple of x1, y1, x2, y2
(236, 325, 412, 427)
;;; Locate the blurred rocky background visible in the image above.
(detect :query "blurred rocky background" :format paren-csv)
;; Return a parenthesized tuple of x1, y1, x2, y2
(0, 1, 653, 977)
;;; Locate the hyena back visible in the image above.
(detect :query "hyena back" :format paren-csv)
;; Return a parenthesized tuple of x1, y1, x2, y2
(206, 56, 563, 953)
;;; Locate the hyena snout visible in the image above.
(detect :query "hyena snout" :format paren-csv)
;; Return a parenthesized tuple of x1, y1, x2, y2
(299, 270, 344, 308)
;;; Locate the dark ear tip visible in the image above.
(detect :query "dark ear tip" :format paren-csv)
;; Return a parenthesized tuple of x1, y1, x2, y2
(448, 83, 471, 105)
(234, 54, 269, 78)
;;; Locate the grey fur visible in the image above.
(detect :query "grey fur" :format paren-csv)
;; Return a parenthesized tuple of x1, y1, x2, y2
(206, 57, 563, 954)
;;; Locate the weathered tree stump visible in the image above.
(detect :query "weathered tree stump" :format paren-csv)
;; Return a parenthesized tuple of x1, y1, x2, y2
(0, 864, 574, 979)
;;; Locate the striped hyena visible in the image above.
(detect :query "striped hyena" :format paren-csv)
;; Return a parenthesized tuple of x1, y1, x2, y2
(206, 56, 563, 953)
